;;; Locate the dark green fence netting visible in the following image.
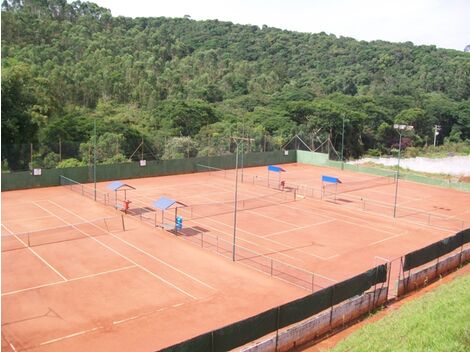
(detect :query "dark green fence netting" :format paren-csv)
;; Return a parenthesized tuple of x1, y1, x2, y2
(159, 332, 212, 352)
(403, 229, 470, 271)
(331, 264, 387, 306)
(279, 286, 332, 328)
(212, 307, 278, 352)
(159, 264, 388, 352)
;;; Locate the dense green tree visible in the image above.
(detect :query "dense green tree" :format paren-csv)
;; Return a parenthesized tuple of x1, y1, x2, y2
(1, 0, 469, 170)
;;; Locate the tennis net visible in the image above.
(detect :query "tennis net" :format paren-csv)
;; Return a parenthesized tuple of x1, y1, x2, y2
(197, 164, 288, 190)
(323, 173, 397, 196)
(176, 189, 297, 220)
(1, 216, 125, 252)
(60, 175, 110, 205)
(197, 164, 319, 198)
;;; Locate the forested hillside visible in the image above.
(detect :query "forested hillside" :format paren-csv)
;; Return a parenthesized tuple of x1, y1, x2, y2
(2, 0, 470, 171)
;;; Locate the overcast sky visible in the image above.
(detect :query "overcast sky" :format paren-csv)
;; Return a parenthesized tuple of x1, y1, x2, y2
(90, 0, 469, 51)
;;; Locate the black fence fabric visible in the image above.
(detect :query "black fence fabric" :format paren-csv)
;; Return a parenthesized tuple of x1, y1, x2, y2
(403, 229, 470, 271)
(160, 333, 212, 352)
(159, 265, 387, 352)
(213, 307, 278, 352)
(279, 286, 332, 328)
(331, 264, 387, 306)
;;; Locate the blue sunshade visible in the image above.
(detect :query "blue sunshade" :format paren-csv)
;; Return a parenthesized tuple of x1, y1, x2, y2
(153, 197, 176, 210)
(322, 175, 341, 184)
(268, 165, 286, 173)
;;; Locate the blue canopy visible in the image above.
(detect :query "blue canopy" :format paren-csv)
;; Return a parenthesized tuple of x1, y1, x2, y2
(106, 181, 136, 191)
(153, 197, 177, 210)
(268, 165, 286, 173)
(322, 175, 342, 184)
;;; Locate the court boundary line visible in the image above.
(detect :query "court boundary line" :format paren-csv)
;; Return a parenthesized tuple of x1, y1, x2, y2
(2, 214, 59, 223)
(1, 223, 68, 282)
(134, 191, 326, 262)
(33, 201, 199, 300)
(2, 265, 137, 297)
(138, 188, 345, 262)
(47, 200, 216, 292)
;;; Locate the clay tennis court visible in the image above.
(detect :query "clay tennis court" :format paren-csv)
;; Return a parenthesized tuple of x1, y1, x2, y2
(2, 162, 469, 351)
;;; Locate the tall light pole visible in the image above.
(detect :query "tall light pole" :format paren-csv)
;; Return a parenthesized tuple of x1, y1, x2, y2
(231, 136, 254, 261)
(93, 118, 97, 201)
(392, 124, 413, 218)
(341, 115, 346, 170)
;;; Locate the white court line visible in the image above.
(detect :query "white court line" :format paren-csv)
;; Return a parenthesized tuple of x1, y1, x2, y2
(369, 233, 408, 246)
(7, 341, 16, 352)
(39, 327, 101, 346)
(112, 306, 168, 325)
(33, 201, 198, 300)
(374, 255, 391, 263)
(139, 188, 335, 262)
(3, 214, 58, 223)
(2, 265, 136, 297)
(47, 200, 216, 292)
(245, 209, 303, 228)
(1, 223, 68, 282)
(262, 219, 335, 239)
(215, 181, 399, 236)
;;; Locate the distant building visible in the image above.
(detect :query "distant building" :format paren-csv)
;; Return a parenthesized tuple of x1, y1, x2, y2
(465, 45, 470, 52)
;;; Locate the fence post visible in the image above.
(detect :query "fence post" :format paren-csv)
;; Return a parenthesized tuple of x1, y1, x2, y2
(459, 243, 464, 266)
(329, 286, 335, 327)
(398, 256, 404, 296)
(386, 261, 392, 300)
(275, 307, 280, 352)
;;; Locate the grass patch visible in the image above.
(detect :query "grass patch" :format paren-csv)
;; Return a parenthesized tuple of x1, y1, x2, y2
(331, 273, 470, 352)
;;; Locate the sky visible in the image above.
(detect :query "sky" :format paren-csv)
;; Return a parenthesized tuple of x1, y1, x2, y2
(90, 0, 469, 51)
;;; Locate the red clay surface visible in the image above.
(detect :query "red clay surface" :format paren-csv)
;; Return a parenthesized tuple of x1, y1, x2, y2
(2, 162, 469, 351)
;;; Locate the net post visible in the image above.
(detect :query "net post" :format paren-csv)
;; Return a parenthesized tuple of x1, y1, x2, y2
(201, 232, 204, 248)
(81, 185, 84, 196)
(104, 218, 110, 232)
(121, 215, 125, 231)
(174, 207, 178, 234)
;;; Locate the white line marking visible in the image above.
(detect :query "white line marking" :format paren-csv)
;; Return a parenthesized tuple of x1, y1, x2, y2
(39, 327, 100, 346)
(245, 209, 302, 228)
(47, 200, 215, 291)
(369, 233, 407, 246)
(113, 316, 139, 325)
(35, 201, 199, 300)
(374, 256, 391, 263)
(2, 265, 137, 297)
(8, 342, 17, 352)
(4, 214, 58, 223)
(1, 223, 68, 282)
(262, 219, 335, 238)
